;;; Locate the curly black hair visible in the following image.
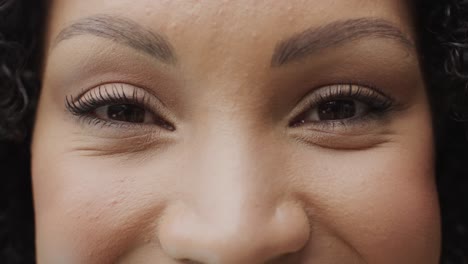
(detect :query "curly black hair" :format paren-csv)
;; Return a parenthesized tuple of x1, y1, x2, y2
(0, 0, 467, 263)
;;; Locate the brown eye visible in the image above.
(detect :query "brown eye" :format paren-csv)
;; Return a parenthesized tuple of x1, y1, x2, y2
(318, 99, 358, 120)
(305, 99, 368, 122)
(94, 104, 156, 124)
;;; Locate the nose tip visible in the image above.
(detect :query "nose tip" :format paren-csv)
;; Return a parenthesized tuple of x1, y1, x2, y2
(158, 201, 310, 264)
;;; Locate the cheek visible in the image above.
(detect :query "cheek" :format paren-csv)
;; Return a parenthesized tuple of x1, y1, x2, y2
(31, 146, 176, 263)
(293, 138, 440, 263)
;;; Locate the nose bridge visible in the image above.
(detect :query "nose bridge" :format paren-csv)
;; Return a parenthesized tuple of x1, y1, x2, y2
(157, 117, 310, 263)
(191, 119, 282, 226)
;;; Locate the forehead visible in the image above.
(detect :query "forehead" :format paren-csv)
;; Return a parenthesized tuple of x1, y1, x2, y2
(45, 0, 415, 48)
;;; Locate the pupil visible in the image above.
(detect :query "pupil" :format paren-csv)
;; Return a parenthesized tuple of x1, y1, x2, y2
(107, 104, 145, 123)
(318, 100, 356, 120)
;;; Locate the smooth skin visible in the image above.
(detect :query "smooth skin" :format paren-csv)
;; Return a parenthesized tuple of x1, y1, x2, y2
(32, 0, 440, 263)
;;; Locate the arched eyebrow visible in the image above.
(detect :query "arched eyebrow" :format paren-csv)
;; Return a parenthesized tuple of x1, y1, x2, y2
(271, 18, 415, 67)
(52, 14, 176, 65)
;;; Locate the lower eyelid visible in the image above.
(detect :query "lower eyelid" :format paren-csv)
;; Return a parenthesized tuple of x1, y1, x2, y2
(302, 120, 358, 133)
(288, 119, 395, 150)
(290, 130, 393, 150)
(71, 132, 174, 157)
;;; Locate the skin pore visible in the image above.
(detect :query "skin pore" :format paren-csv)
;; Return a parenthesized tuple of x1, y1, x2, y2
(32, 0, 440, 263)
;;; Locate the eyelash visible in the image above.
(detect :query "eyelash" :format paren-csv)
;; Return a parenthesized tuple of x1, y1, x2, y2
(290, 84, 396, 128)
(65, 84, 173, 130)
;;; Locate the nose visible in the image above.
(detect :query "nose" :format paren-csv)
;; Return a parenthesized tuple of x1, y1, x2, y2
(157, 129, 310, 264)
(159, 201, 309, 264)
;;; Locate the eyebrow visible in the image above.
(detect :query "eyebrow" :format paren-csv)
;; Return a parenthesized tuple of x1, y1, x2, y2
(53, 14, 176, 64)
(271, 18, 415, 67)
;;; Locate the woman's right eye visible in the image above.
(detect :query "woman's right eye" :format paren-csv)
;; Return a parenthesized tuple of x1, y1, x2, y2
(65, 84, 175, 131)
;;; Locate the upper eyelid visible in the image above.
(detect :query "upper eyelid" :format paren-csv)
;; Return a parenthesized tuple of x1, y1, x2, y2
(83, 84, 147, 105)
(68, 82, 169, 109)
(65, 84, 145, 114)
(70, 83, 141, 103)
(313, 83, 392, 99)
(65, 83, 171, 120)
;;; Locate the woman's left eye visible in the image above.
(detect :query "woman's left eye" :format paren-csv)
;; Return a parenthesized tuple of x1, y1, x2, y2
(290, 84, 395, 128)
(94, 104, 156, 124)
(304, 99, 368, 122)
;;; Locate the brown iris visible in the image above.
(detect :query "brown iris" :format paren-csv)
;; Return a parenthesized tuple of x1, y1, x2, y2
(317, 100, 356, 120)
(106, 104, 146, 123)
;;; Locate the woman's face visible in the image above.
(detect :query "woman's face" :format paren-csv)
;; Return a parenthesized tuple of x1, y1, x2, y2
(32, 0, 440, 263)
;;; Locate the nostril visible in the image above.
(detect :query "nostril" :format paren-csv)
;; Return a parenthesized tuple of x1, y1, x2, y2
(264, 251, 304, 264)
(178, 252, 303, 264)
(179, 252, 302, 264)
